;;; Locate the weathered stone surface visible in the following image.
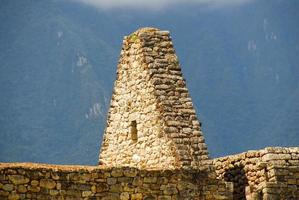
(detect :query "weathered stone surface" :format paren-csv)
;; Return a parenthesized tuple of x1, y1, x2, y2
(214, 147, 299, 199)
(27, 185, 40, 193)
(107, 177, 117, 185)
(49, 189, 59, 196)
(91, 185, 96, 193)
(110, 183, 122, 192)
(111, 168, 123, 177)
(3, 184, 14, 191)
(8, 193, 20, 200)
(17, 185, 27, 193)
(158, 195, 171, 200)
(124, 168, 138, 177)
(96, 183, 109, 192)
(40, 179, 56, 189)
(8, 175, 29, 185)
(144, 176, 157, 183)
(99, 27, 208, 169)
(131, 193, 143, 200)
(82, 190, 92, 197)
(0, 190, 9, 197)
(162, 185, 178, 195)
(120, 192, 130, 200)
(31, 180, 39, 186)
(66, 189, 81, 197)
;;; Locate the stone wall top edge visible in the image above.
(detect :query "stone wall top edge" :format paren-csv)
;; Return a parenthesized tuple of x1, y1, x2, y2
(0, 162, 210, 174)
(214, 146, 299, 161)
(0, 162, 98, 171)
(123, 27, 170, 40)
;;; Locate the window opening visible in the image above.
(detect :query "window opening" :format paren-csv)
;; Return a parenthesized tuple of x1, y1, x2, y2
(131, 120, 137, 142)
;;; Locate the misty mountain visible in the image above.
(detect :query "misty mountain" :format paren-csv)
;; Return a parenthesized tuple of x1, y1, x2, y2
(0, 0, 298, 165)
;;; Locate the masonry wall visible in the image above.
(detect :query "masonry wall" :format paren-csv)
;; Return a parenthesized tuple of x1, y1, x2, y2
(213, 147, 299, 200)
(99, 28, 177, 169)
(0, 163, 232, 200)
(1, 147, 299, 200)
(100, 28, 208, 169)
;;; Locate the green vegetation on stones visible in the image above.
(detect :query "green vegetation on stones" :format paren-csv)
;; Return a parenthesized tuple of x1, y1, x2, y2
(128, 33, 138, 42)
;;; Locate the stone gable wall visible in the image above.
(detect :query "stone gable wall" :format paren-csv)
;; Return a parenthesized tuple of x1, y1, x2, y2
(100, 28, 208, 169)
(99, 29, 177, 169)
(0, 163, 232, 200)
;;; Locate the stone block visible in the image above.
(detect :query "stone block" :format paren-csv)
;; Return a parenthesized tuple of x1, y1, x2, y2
(110, 183, 122, 192)
(40, 179, 56, 189)
(3, 184, 14, 191)
(66, 189, 81, 197)
(111, 169, 124, 177)
(82, 190, 92, 197)
(107, 177, 117, 185)
(31, 180, 39, 186)
(49, 189, 59, 196)
(144, 177, 157, 183)
(8, 175, 29, 185)
(120, 192, 130, 200)
(96, 183, 109, 192)
(0, 190, 9, 197)
(8, 193, 20, 200)
(124, 168, 138, 177)
(158, 195, 172, 200)
(162, 186, 178, 195)
(17, 185, 27, 193)
(101, 193, 119, 200)
(131, 193, 143, 200)
(28, 185, 40, 193)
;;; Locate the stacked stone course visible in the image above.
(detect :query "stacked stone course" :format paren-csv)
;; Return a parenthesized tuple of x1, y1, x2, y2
(0, 28, 298, 199)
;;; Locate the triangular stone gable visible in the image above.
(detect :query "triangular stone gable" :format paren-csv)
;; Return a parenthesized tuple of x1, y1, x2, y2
(99, 28, 209, 169)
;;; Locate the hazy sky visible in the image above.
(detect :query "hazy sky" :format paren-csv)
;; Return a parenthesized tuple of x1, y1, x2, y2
(72, 0, 254, 10)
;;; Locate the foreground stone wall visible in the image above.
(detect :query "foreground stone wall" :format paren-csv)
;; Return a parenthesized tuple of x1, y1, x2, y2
(213, 147, 299, 200)
(0, 163, 231, 200)
(1, 147, 298, 199)
(100, 28, 208, 169)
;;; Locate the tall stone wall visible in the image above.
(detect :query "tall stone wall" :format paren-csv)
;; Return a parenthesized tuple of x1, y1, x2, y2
(213, 147, 299, 200)
(100, 28, 208, 169)
(0, 163, 232, 200)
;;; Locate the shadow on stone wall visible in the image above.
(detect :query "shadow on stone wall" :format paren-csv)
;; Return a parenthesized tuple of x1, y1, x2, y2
(223, 164, 248, 200)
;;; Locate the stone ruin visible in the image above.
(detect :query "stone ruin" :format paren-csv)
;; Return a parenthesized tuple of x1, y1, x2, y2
(99, 27, 208, 169)
(0, 28, 298, 200)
